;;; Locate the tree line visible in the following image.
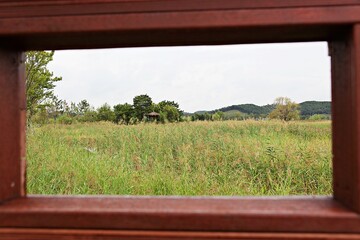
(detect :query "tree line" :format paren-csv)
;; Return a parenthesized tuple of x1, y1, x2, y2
(32, 94, 185, 125)
(32, 96, 318, 124)
(25, 51, 330, 125)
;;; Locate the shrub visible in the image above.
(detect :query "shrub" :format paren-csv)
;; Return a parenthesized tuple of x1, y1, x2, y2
(57, 115, 74, 124)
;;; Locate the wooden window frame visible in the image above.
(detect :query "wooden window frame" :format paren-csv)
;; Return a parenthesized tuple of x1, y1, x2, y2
(1, 1, 360, 239)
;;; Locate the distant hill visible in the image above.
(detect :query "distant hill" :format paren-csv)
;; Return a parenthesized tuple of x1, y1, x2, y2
(191, 101, 331, 119)
(299, 101, 331, 118)
(213, 104, 275, 116)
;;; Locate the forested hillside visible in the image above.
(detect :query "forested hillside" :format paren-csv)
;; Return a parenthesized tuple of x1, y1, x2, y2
(198, 101, 330, 119)
(299, 101, 331, 118)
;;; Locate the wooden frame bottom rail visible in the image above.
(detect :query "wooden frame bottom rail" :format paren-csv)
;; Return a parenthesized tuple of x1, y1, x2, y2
(1, 229, 360, 240)
(0, 196, 360, 233)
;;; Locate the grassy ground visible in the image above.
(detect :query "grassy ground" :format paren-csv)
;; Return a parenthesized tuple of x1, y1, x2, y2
(27, 120, 332, 196)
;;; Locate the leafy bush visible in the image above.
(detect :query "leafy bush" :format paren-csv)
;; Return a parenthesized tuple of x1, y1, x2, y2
(308, 114, 331, 121)
(57, 115, 74, 125)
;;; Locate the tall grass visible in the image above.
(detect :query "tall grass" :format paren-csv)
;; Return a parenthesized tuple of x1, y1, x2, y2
(27, 120, 332, 196)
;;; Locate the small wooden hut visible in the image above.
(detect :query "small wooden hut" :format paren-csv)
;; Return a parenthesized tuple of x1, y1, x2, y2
(146, 112, 160, 121)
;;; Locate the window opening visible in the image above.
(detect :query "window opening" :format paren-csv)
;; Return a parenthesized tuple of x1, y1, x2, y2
(26, 42, 332, 196)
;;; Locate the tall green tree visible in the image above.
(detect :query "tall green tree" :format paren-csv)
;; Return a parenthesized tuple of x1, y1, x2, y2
(77, 100, 91, 115)
(268, 97, 300, 121)
(133, 94, 153, 121)
(158, 100, 183, 116)
(25, 51, 62, 120)
(114, 103, 133, 124)
(161, 105, 180, 122)
(97, 103, 115, 122)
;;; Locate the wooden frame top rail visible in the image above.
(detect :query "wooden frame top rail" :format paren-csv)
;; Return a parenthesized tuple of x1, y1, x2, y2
(0, 0, 359, 50)
(2, 0, 360, 239)
(1, 0, 360, 18)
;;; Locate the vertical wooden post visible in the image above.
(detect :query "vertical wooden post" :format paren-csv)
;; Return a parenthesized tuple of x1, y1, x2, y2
(332, 24, 360, 212)
(0, 50, 26, 203)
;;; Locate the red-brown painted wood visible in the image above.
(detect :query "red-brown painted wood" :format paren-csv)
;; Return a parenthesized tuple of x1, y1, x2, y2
(1, 0, 360, 18)
(331, 24, 360, 213)
(1, 229, 360, 240)
(0, 3, 358, 50)
(0, 196, 360, 233)
(1, 1, 360, 239)
(0, 50, 25, 203)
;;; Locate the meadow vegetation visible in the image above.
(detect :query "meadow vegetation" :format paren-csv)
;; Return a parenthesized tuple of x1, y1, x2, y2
(27, 120, 332, 196)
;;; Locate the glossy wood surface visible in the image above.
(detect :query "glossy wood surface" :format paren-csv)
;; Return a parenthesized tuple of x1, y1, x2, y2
(1, 229, 360, 240)
(1, 0, 360, 18)
(1, 0, 360, 239)
(0, 50, 25, 203)
(0, 196, 359, 233)
(331, 25, 360, 213)
(0, 1, 359, 50)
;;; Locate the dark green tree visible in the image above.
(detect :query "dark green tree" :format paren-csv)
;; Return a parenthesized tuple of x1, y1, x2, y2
(133, 94, 153, 121)
(25, 51, 62, 121)
(159, 100, 183, 116)
(114, 103, 133, 124)
(162, 105, 180, 122)
(97, 103, 115, 122)
(77, 100, 91, 115)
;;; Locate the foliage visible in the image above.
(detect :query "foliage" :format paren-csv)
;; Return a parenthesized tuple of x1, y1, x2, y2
(25, 51, 62, 121)
(133, 94, 153, 120)
(27, 120, 332, 195)
(268, 97, 300, 121)
(212, 111, 224, 121)
(77, 100, 91, 115)
(161, 105, 180, 122)
(97, 103, 115, 122)
(113, 103, 133, 124)
(308, 114, 331, 121)
(300, 101, 331, 119)
(78, 110, 98, 123)
(31, 107, 49, 125)
(214, 104, 274, 117)
(31, 94, 184, 125)
(206, 101, 330, 119)
(159, 100, 183, 116)
(56, 115, 74, 125)
(222, 110, 247, 120)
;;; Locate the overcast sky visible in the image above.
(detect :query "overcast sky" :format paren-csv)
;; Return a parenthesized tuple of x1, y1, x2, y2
(48, 42, 331, 113)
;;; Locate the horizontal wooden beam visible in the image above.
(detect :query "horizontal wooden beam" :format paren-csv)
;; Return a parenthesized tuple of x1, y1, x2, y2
(1, 0, 360, 18)
(1, 228, 360, 240)
(1, 196, 360, 233)
(0, 3, 360, 49)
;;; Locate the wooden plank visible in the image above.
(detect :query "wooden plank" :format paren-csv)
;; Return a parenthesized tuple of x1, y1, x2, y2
(0, 0, 360, 18)
(1, 229, 360, 240)
(1, 196, 360, 233)
(331, 24, 360, 213)
(0, 50, 25, 203)
(0, 4, 358, 50)
(2, 5, 360, 35)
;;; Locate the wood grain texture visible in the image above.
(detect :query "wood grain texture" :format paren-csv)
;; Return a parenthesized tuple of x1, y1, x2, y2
(1, 229, 360, 240)
(0, 0, 360, 18)
(0, 2, 358, 50)
(1, 1, 360, 239)
(331, 25, 360, 213)
(1, 196, 360, 233)
(0, 50, 26, 203)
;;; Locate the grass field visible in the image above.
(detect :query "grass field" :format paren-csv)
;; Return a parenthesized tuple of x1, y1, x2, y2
(27, 120, 332, 196)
